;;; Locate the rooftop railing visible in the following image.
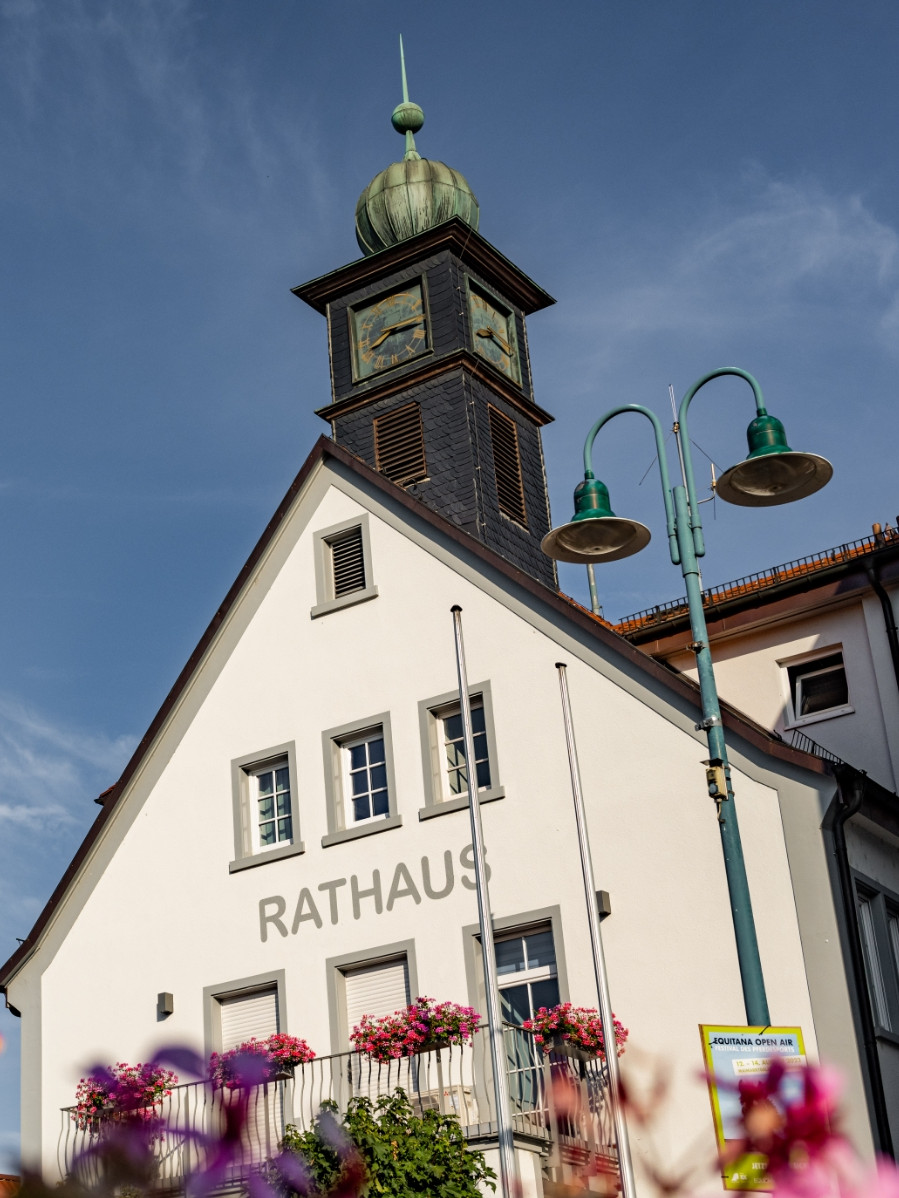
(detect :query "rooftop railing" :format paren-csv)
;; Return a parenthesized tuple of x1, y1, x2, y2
(615, 527, 899, 634)
(58, 1024, 617, 1189)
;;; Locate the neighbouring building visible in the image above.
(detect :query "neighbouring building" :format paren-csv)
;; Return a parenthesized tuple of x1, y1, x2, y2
(617, 524, 899, 1156)
(0, 81, 881, 1195)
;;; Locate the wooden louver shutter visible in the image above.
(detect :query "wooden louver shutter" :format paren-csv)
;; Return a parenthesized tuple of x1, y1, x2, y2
(330, 526, 366, 597)
(488, 406, 528, 527)
(374, 403, 428, 487)
(219, 988, 279, 1051)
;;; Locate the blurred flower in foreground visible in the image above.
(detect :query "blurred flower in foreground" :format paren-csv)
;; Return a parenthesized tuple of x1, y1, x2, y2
(727, 1058, 899, 1198)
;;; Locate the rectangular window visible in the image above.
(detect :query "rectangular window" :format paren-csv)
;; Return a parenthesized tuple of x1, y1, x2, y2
(230, 744, 303, 873)
(344, 957, 411, 1039)
(219, 986, 280, 1050)
(342, 956, 412, 1097)
(418, 683, 503, 818)
(344, 730, 390, 824)
(374, 402, 428, 487)
(496, 927, 561, 1025)
(488, 405, 528, 527)
(442, 701, 491, 796)
(855, 879, 899, 1034)
(782, 647, 851, 726)
(212, 983, 284, 1160)
(311, 515, 378, 618)
(321, 713, 402, 847)
(252, 762, 292, 850)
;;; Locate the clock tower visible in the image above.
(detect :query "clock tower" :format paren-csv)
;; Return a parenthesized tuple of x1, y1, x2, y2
(293, 67, 557, 588)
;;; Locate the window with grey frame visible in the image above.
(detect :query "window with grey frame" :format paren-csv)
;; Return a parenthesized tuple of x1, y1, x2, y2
(230, 744, 304, 873)
(321, 714, 402, 846)
(855, 880, 899, 1035)
(418, 683, 504, 817)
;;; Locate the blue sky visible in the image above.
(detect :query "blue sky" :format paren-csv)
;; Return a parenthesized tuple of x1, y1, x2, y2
(2, 0, 899, 1169)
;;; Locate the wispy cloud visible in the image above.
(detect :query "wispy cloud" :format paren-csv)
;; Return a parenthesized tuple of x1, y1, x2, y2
(0, 0, 336, 238)
(560, 168, 899, 368)
(0, 693, 131, 831)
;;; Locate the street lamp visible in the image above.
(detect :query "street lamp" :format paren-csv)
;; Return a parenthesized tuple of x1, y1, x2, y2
(541, 367, 832, 1026)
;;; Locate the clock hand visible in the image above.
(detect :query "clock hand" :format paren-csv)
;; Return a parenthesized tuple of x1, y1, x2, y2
(475, 326, 511, 355)
(369, 315, 424, 350)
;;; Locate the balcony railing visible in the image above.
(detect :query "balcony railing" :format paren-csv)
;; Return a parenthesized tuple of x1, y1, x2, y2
(58, 1025, 617, 1188)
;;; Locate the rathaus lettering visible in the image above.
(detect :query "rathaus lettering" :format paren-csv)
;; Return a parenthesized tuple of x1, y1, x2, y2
(258, 844, 487, 942)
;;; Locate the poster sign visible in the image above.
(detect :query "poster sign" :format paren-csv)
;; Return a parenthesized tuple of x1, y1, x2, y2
(700, 1025, 806, 1190)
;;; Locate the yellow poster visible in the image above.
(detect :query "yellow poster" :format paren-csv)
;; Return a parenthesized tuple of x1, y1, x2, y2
(699, 1025, 806, 1190)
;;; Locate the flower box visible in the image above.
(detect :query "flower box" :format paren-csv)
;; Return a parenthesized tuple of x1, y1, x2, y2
(208, 1033, 315, 1090)
(351, 997, 482, 1062)
(523, 1003, 628, 1062)
(73, 1063, 178, 1132)
(545, 1031, 595, 1064)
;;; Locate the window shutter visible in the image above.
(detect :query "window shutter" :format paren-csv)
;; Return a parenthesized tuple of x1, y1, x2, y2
(330, 527, 366, 597)
(374, 403, 428, 486)
(344, 958, 410, 1038)
(488, 406, 528, 527)
(219, 987, 279, 1050)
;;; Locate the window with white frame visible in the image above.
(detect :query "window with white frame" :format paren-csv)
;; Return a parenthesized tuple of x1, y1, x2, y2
(783, 648, 851, 725)
(321, 714, 401, 846)
(230, 744, 303, 872)
(855, 879, 899, 1034)
(495, 927, 561, 1026)
(441, 701, 491, 796)
(418, 683, 504, 817)
(344, 730, 390, 824)
(311, 515, 378, 618)
(251, 761, 292, 851)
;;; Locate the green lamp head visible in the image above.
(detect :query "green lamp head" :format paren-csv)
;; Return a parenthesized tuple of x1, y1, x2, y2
(715, 412, 833, 508)
(541, 475, 652, 564)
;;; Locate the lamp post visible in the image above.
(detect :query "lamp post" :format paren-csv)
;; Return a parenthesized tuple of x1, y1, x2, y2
(541, 367, 832, 1026)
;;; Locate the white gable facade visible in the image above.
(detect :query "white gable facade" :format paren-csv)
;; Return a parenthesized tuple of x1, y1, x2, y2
(3, 444, 868, 1190)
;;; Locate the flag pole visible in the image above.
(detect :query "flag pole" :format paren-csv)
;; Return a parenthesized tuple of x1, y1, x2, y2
(451, 606, 519, 1198)
(556, 662, 636, 1198)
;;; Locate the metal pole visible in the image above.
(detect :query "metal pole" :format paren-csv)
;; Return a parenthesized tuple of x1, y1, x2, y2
(555, 664, 637, 1198)
(585, 563, 602, 617)
(451, 606, 519, 1198)
(671, 484, 770, 1025)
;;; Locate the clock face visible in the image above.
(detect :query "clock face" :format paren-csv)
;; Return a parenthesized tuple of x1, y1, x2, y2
(352, 283, 429, 380)
(468, 285, 520, 383)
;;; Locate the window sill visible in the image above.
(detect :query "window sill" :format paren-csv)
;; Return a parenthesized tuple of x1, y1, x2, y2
(229, 841, 306, 874)
(321, 813, 402, 847)
(784, 705, 855, 730)
(874, 1027, 899, 1050)
(418, 787, 505, 820)
(311, 586, 379, 620)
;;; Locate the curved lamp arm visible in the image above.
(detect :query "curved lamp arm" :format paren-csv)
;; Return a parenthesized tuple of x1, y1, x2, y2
(677, 368, 767, 558)
(583, 404, 679, 566)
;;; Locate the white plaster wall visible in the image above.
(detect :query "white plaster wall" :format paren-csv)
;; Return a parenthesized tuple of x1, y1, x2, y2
(14, 468, 827, 1185)
(666, 605, 896, 790)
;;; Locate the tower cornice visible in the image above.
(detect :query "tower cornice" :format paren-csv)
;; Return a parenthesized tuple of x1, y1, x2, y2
(314, 350, 555, 427)
(293, 217, 555, 316)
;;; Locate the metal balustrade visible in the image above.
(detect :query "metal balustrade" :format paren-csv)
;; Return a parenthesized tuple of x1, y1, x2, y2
(58, 1025, 617, 1188)
(615, 527, 899, 633)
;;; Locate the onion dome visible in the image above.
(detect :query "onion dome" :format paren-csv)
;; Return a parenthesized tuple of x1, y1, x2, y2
(355, 39, 479, 256)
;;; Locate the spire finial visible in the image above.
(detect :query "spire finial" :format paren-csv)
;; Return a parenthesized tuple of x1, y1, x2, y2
(400, 33, 410, 103)
(391, 34, 424, 161)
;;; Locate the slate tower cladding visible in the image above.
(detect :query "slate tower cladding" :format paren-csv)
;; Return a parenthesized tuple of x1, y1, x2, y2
(292, 71, 557, 588)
